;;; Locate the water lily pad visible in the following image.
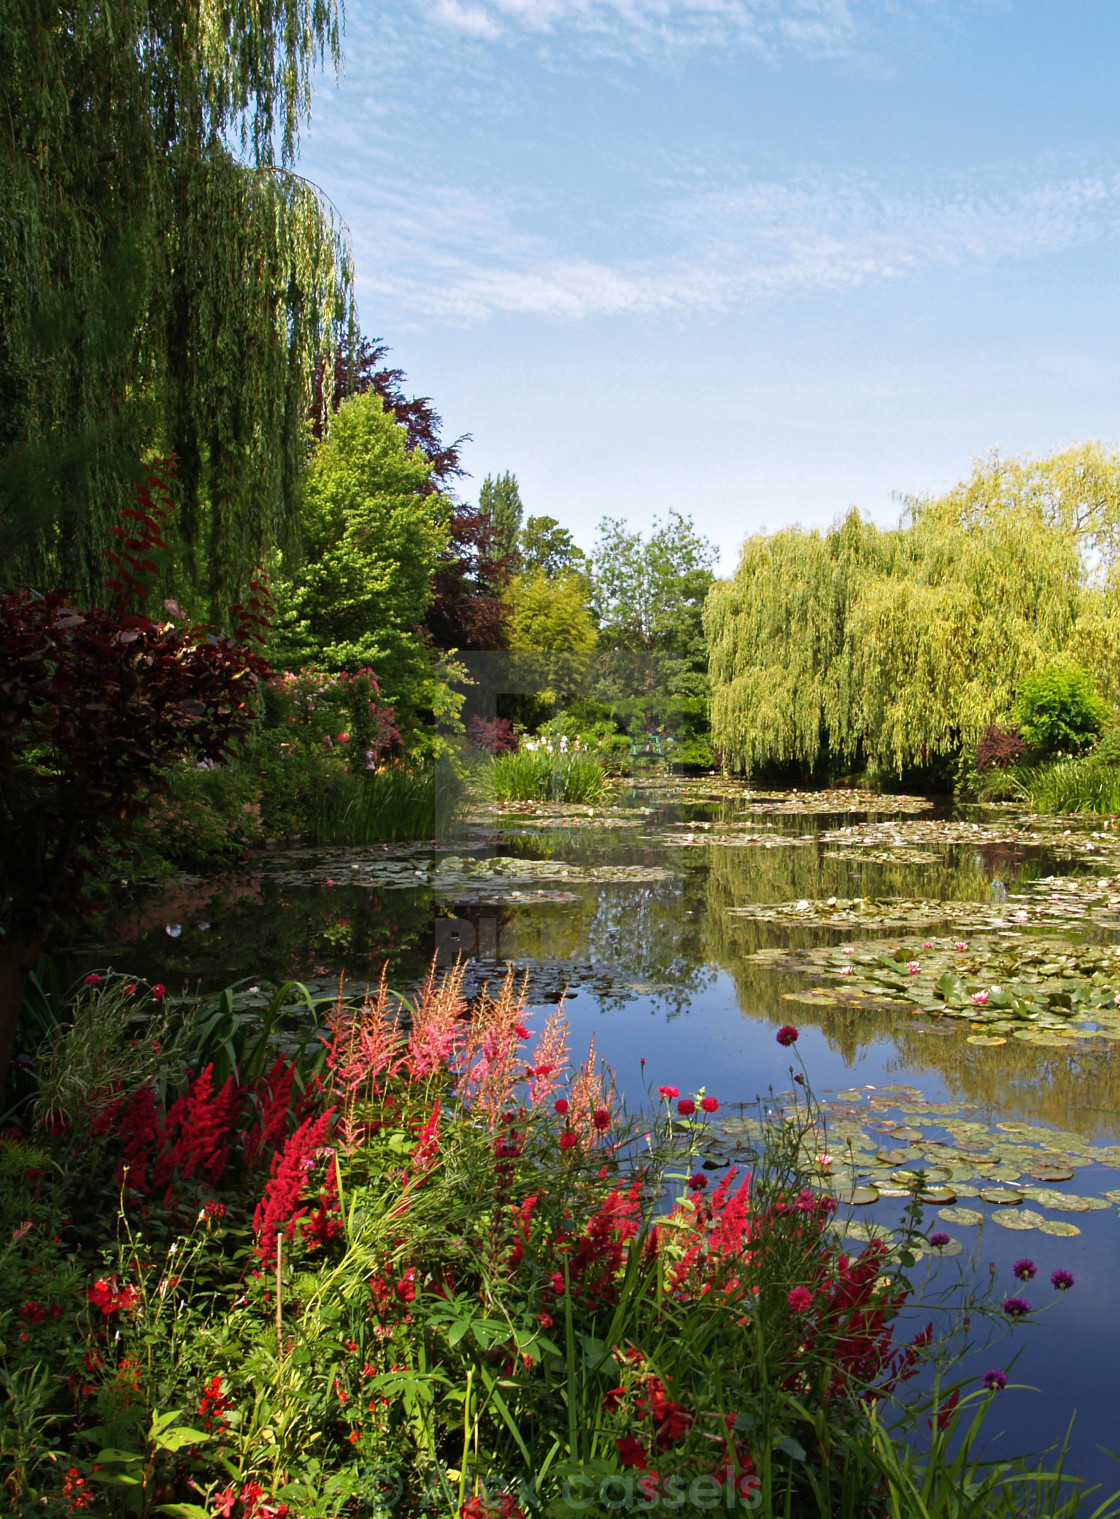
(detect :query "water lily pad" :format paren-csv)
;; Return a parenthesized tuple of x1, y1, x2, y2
(890, 1127, 924, 1142)
(920, 1187, 958, 1204)
(848, 1186, 880, 1206)
(1028, 1165, 1075, 1182)
(1038, 1219, 1081, 1236)
(980, 1188, 1023, 1205)
(993, 1208, 1046, 1231)
(967, 1034, 1007, 1046)
(937, 1206, 983, 1226)
(842, 1221, 894, 1243)
(1032, 1189, 1108, 1213)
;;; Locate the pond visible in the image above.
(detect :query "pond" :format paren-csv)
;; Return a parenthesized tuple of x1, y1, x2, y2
(75, 778, 1120, 1496)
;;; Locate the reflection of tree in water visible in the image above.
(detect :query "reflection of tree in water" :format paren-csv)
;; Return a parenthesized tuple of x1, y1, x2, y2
(497, 876, 715, 1017)
(701, 843, 1120, 1141)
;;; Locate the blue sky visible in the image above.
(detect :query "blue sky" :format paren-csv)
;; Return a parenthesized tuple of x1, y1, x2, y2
(297, 0, 1120, 572)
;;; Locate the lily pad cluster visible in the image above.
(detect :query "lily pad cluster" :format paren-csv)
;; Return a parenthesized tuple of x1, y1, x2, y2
(713, 1085, 1120, 1254)
(748, 933, 1120, 1043)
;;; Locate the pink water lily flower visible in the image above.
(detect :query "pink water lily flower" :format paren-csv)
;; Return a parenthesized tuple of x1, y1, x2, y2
(907, 961, 920, 975)
(971, 990, 989, 1006)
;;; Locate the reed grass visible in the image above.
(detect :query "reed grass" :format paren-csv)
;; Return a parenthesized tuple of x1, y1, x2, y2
(485, 748, 607, 804)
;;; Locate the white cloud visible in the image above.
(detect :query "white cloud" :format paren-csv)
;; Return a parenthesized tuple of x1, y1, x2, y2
(352, 166, 1120, 323)
(412, 0, 859, 53)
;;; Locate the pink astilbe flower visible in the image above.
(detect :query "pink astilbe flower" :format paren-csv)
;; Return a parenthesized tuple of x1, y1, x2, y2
(525, 1007, 569, 1106)
(324, 970, 405, 1133)
(253, 1108, 336, 1261)
(457, 967, 537, 1122)
(567, 1035, 612, 1144)
(405, 960, 469, 1078)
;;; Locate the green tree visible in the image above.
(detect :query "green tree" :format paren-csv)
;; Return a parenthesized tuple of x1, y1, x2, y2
(520, 515, 589, 580)
(704, 475, 1115, 776)
(507, 571, 597, 702)
(0, 0, 353, 616)
(591, 512, 717, 734)
(271, 393, 448, 737)
(480, 472, 524, 564)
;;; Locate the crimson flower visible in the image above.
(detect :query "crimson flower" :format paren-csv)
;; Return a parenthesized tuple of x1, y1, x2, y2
(84, 974, 102, 986)
(602, 1385, 626, 1412)
(151, 984, 166, 999)
(787, 1286, 813, 1312)
(699, 1096, 719, 1113)
(513, 1024, 530, 1040)
(616, 1436, 648, 1469)
(676, 1099, 696, 1117)
(657, 1086, 679, 1101)
(559, 1132, 577, 1151)
(554, 1098, 569, 1115)
(592, 1109, 611, 1132)
(687, 1173, 707, 1191)
(776, 1025, 798, 1046)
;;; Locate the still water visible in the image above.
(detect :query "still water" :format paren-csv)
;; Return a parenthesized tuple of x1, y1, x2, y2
(77, 779, 1120, 1497)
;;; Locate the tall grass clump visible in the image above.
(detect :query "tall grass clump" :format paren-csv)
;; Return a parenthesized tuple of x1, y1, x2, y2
(1, 972, 1110, 1517)
(488, 748, 607, 804)
(309, 763, 447, 842)
(1013, 753, 1120, 816)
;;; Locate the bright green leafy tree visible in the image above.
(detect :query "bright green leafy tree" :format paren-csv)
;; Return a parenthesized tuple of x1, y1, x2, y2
(591, 512, 717, 737)
(520, 515, 589, 580)
(270, 393, 449, 739)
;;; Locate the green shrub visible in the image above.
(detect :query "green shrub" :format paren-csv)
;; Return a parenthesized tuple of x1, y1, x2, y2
(1015, 666, 1109, 755)
(1014, 753, 1120, 815)
(488, 749, 607, 804)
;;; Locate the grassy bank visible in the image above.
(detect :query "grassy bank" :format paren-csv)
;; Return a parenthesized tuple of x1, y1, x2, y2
(0, 969, 1109, 1518)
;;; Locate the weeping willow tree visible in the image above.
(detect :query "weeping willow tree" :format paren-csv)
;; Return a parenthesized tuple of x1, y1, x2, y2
(0, 0, 354, 615)
(706, 446, 1120, 775)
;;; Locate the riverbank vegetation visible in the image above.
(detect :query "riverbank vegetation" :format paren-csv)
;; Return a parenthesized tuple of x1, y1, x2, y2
(1, 966, 1107, 1518)
(705, 444, 1120, 807)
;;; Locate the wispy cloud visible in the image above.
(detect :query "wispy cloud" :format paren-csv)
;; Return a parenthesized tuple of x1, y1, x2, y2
(413, 0, 860, 54)
(352, 166, 1120, 322)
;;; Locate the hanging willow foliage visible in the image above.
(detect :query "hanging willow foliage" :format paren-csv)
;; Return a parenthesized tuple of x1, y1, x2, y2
(706, 464, 1120, 775)
(0, 0, 354, 615)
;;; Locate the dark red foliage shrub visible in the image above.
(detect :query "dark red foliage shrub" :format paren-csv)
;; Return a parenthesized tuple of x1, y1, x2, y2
(467, 716, 519, 755)
(0, 459, 272, 1094)
(975, 724, 1026, 770)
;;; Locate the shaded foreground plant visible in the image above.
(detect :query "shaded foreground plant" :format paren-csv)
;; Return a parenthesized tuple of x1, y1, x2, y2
(0, 969, 1112, 1518)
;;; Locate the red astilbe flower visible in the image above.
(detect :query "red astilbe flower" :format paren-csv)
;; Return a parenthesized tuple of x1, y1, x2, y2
(91, 1084, 161, 1195)
(301, 1160, 343, 1250)
(253, 1108, 336, 1261)
(154, 1064, 242, 1190)
(563, 1178, 643, 1307)
(244, 1055, 297, 1167)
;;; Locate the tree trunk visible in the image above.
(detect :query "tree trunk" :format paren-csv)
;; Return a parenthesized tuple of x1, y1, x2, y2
(0, 925, 46, 1109)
